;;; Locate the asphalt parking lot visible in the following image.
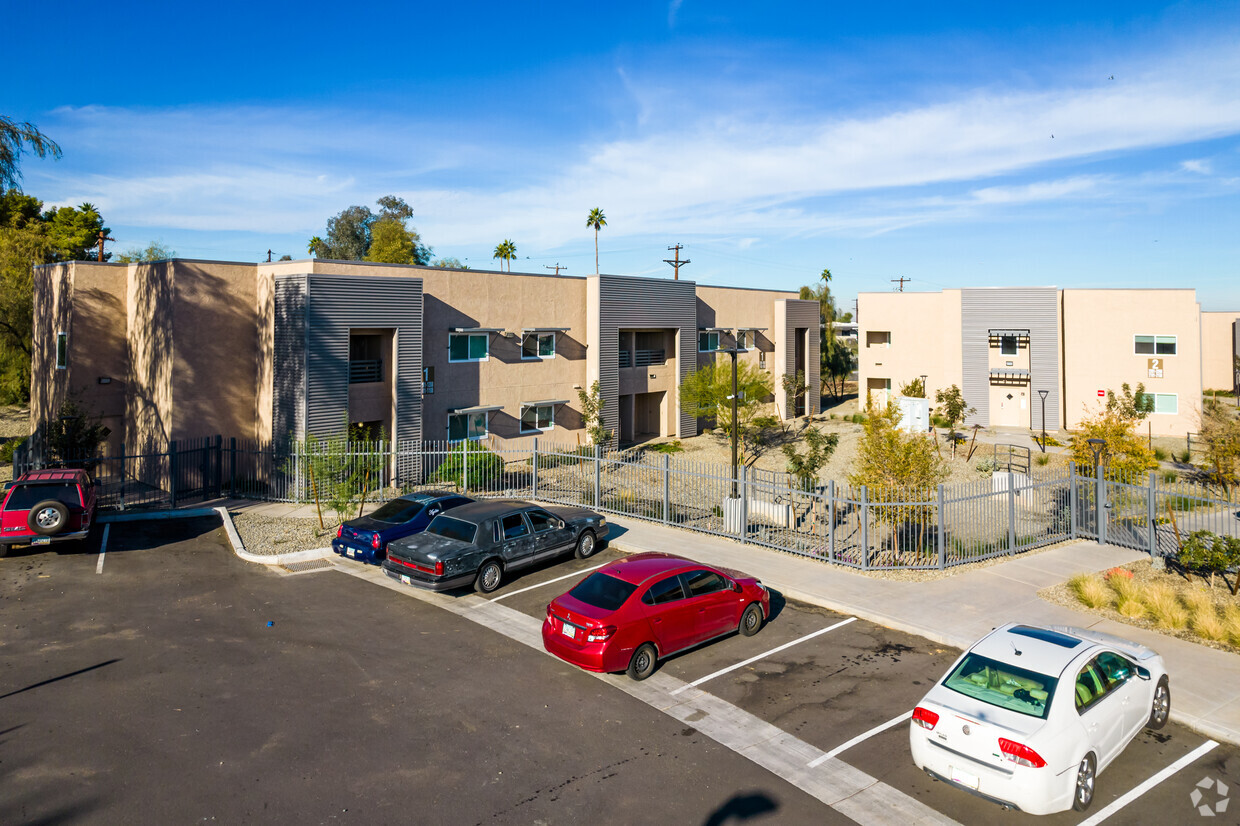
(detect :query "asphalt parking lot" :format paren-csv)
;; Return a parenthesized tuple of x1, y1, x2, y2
(2, 519, 1237, 825)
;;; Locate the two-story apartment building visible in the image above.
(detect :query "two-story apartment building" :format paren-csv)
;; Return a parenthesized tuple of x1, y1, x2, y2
(857, 287, 1240, 437)
(32, 258, 819, 462)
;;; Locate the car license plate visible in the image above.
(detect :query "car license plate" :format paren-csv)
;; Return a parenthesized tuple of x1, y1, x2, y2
(346, 548, 355, 558)
(401, 574, 411, 585)
(561, 622, 576, 639)
(950, 767, 979, 790)
(32, 537, 50, 545)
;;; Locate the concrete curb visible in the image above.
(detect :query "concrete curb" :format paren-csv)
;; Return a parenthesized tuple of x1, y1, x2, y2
(99, 507, 220, 523)
(212, 506, 333, 566)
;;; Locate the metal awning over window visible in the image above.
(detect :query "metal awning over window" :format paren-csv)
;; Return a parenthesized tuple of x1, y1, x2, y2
(520, 399, 569, 408)
(449, 327, 503, 334)
(735, 326, 767, 332)
(698, 326, 730, 332)
(988, 328, 1030, 342)
(520, 327, 569, 334)
(989, 368, 1030, 384)
(448, 404, 503, 415)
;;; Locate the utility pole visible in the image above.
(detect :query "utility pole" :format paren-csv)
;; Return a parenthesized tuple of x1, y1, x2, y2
(852, 298, 858, 323)
(891, 276, 910, 292)
(544, 264, 567, 276)
(266, 249, 273, 263)
(95, 229, 114, 262)
(663, 244, 690, 280)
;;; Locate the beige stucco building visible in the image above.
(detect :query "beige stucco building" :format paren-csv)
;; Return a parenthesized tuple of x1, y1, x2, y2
(858, 287, 1240, 438)
(32, 258, 819, 463)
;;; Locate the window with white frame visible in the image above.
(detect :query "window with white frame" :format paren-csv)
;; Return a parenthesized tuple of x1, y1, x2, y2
(448, 411, 489, 441)
(866, 331, 891, 348)
(522, 332, 555, 359)
(1152, 394, 1178, 415)
(56, 331, 68, 369)
(1134, 335, 1176, 356)
(698, 331, 720, 352)
(1000, 335, 1018, 356)
(520, 404, 555, 433)
(736, 330, 751, 350)
(449, 333, 489, 362)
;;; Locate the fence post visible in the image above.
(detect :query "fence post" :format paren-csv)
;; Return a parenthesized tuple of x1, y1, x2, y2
(739, 465, 748, 543)
(1068, 461, 1077, 539)
(662, 454, 670, 525)
(169, 440, 178, 509)
(214, 435, 223, 498)
(1007, 471, 1017, 555)
(860, 485, 870, 571)
(828, 480, 836, 563)
(1147, 470, 1157, 559)
(229, 437, 237, 497)
(937, 483, 946, 569)
(463, 442, 470, 496)
(119, 443, 127, 505)
(1096, 463, 1107, 546)
(531, 438, 539, 500)
(594, 444, 602, 509)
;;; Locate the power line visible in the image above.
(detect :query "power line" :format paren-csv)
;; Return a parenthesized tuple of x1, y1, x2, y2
(663, 244, 691, 280)
(891, 276, 910, 292)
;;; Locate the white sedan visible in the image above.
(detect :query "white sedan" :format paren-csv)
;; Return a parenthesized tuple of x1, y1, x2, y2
(909, 623, 1170, 815)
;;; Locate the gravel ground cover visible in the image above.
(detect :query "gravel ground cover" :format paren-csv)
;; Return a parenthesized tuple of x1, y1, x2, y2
(231, 511, 335, 556)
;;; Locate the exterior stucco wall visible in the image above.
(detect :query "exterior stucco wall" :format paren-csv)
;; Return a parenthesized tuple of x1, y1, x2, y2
(125, 261, 174, 454)
(1063, 290, 1202, 437)
(1202, 311, 1240, 392)
(30, 263, 76, 433)
(66, 263, 128, 453)
(857, 291, 963, 410)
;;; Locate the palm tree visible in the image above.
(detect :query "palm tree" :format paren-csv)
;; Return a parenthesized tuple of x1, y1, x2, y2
(1, 115, 61, 192)
(586, 208, 606, 275)
(493, 239, 517, 272)
(308, 236, 326, 258)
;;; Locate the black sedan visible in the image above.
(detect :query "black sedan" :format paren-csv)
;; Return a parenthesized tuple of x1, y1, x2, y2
(331, 491, 473, 564)
(382, 499, 608, 593)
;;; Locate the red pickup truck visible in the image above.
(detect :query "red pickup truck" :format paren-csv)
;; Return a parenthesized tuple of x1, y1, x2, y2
(0, 468, 97, 554)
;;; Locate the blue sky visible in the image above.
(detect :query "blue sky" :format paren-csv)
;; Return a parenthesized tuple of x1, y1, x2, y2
(7, 1, 1240, 309)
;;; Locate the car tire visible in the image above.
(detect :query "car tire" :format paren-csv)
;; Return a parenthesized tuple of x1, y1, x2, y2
(28, 500, 69, 536)
(573, 530, 597, 559)
(626, 643, 658, 681)
(738, 603, 764, 637)
(474, 559, 504, 594)
(1072, 753, 1096, 812)
(1148, 676, 1170, 730)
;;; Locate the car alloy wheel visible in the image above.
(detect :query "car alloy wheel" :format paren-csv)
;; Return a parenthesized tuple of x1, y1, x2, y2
(1072, 753, 1096, 812)
(475, 561, 503, 594)
(1149, 677, 1170, 730)
(574, 531, 596, 559)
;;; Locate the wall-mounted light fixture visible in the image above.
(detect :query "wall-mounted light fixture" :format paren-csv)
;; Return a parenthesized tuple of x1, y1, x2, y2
(97, 376, 112, 384)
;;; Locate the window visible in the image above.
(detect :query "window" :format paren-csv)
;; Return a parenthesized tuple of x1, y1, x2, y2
(1152, 394, 1178, 415)
(1075, 659, 1115, 713)
(426, 515, 477, 543)
(4, 483, 81, 511)
(698, 331, 719, 352)
(368, 499, 425, 523)
(943, 652, 1056, 720)
(520, 404, 555, 433)
(568, 572, 638, 611)
(448, 411, 489, 441)
(1000, 335, 1018, 356)
(1134, 335, 1176, 356)
(56, 332, 67, 369)
(500, 513, 529, 540)
(736, 330, 751, 350)
(449, 333, 489, 362)
(642, 575, 687, 605)
(522, 332, 556, 359)
(526, 509, 558, 533)
(683, 570, 728, 597)
(866, 331, 890, 349)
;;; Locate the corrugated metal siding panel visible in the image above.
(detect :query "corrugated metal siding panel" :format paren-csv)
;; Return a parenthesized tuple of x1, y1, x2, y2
(783, 300, 821, 415)
(303, 275, 423, 444)
(272, 275, 307, 443)
(961, 288, 1060, 429)
(597, 276, 698, 438)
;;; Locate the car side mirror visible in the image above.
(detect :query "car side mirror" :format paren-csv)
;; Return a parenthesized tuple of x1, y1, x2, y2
(731, 580, 743, 593)
(1135, 665, 1151, 681)
(557, 520, 566, 529)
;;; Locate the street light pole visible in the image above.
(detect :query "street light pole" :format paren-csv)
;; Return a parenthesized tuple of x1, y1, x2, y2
(729, 348, 739, 498)
(1037, 389, 1049, 452)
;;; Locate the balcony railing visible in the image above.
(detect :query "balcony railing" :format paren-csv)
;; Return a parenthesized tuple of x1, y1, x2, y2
(620, 349, 666, 369)
(349, 359, 383, 384)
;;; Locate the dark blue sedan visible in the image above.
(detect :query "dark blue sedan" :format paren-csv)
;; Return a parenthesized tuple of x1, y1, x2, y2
(332, 491, 473, 564)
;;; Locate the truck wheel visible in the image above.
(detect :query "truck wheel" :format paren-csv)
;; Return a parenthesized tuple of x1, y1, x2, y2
(29, 500, 69, 536)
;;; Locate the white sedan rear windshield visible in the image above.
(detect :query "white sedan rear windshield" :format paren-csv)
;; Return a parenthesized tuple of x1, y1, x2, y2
(943, 653, 1058, 720)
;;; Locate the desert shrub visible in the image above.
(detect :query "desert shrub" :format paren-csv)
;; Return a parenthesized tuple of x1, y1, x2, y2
(1161, 469, 1178, 483)
(428, 442, 504, 489)
(1068, 384, 1157, 478)
(1068, 573, 1110, 610)
(1223, 604, 1240, 646)
(783, 428, 839, 489)
(1184, 591, 1227, 641)
(1177, 449, 1192, 463)
(1035, 454, 1051, 466)
(1153, 447, 1169, 462)
(1108, 572, 1145, 619)
(1041, 435, 1062, 447)
(1178, 530, 1240, 591)
(648, 440, 684, 454)
(975, 457, 998, 476)
(1142, 582, 1189, 630)
(0, 436, 22, 464)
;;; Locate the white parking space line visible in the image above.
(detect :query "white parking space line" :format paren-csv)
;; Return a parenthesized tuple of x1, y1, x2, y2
(807, 711, 911, 768)
(96, 524, 110, 574)
(488, 563, 606, 602)
(670, 616, 857, 695)
(1077, 739, 1219, 826)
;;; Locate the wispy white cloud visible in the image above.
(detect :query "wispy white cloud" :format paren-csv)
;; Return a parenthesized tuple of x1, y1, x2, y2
(1181, 159, 1212, 174)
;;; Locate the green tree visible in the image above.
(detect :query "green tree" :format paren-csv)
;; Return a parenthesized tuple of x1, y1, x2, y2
(1197, 398, 1240, 493)
(899, 377, 925, 398)
(432, 257, 468, 269)
(781, 370, 807, 419)
(312, 196, 431, 264)
(586, 208, 606, 275)
(680, 361, 774, 462)
(43, 202, 108, 261)
(1104, 382, 1155, 421)
(849, 401, 947, 525)
(933, 384, 974, 429)
(1067, 388, 1158, 478)
(116, 241, 176, 263)
(577, 381, 613, 445)
(782, 427, 839, 489)
(1, 116, 61, 193)
(41, 398, 112, 465)
(365, 218, 416, 263)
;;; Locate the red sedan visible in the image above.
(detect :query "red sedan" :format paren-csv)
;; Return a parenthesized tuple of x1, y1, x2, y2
(542, 553, 771, 680)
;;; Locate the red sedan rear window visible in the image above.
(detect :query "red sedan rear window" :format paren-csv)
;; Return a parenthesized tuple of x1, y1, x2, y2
(4, 484, 81, 511)
(568, 573, 637, 611)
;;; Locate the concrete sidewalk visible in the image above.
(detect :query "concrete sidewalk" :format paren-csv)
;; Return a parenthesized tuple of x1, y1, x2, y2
(208, 497, 1240, 747)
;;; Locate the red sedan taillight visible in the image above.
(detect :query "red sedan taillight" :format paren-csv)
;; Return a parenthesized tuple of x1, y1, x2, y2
(998, 738, 1046, 768)
(587, 625, 616, 643)
(911, 707, 939, 730)
(371, 533, 382, 550)
(336, 525, 344, 539)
